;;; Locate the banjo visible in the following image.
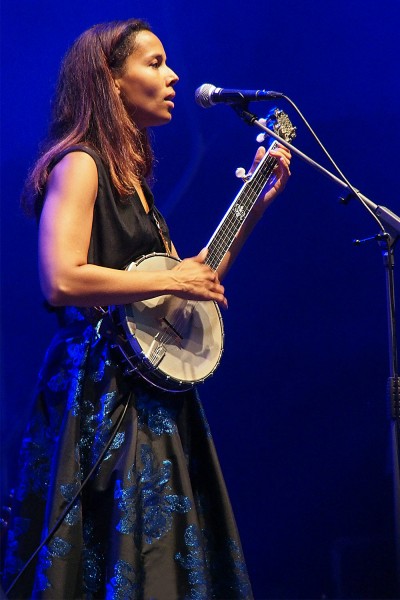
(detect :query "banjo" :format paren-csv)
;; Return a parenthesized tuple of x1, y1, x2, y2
(107, 108, 296, 392)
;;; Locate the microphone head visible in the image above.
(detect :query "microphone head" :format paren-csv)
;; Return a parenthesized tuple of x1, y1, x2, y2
(195, 83, 216, 108)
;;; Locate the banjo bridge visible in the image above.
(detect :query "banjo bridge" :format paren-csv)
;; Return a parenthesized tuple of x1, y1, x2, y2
(160, 316, 184, 341)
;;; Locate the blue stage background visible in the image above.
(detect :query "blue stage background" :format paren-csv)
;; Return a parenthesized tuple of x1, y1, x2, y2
(1, 1, 399, 597)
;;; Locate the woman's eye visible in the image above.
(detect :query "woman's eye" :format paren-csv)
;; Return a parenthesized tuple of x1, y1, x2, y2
(150, 61, 160, 69)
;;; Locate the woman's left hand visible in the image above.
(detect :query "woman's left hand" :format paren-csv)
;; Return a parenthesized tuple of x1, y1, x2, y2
(249, 144, 291, 216)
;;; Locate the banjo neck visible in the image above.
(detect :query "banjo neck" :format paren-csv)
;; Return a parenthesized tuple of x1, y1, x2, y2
(205, 140, 280, 272)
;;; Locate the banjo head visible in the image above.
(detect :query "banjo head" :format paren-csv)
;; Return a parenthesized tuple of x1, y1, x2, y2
(118, 253, 224, 391)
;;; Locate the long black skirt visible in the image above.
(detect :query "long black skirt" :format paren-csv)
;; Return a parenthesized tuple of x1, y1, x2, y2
(2, 308, 253, 599)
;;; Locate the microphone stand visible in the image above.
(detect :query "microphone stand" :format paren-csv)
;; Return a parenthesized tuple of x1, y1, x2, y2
(232, 103, 400, 589)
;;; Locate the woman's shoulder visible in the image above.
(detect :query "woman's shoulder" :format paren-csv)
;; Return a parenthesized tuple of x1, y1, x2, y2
(49, 145, 112, 195)
(50, 144, 103, 171)
(49, 149, 98, 186)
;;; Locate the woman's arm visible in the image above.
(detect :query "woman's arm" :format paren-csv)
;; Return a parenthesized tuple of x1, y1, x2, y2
(39, 151, 227, 308)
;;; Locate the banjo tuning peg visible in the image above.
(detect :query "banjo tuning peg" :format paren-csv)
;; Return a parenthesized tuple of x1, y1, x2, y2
(256, 118, 267, 143)
(235, 167, 251, 182)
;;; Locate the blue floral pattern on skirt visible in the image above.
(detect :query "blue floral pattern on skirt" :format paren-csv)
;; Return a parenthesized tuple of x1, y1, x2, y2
(2, 308, 252, 599)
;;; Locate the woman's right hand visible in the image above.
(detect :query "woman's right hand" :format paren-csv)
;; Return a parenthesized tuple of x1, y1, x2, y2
(170, 248, 228, 308)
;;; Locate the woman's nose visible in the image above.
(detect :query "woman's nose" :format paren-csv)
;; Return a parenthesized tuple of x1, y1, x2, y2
(167, 67, 179, 86)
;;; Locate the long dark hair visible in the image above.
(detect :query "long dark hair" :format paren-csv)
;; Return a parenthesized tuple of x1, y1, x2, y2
(22, 19, 154, 216)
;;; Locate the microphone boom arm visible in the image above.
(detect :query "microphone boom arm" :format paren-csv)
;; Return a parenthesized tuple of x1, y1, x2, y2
(233, 105, 400, 241)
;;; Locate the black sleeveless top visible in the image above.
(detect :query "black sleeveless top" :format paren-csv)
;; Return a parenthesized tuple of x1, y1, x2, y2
(42, 145, 171, 270)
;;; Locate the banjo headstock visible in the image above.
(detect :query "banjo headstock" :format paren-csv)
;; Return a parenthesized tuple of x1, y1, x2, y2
(256, 108, 297, 145)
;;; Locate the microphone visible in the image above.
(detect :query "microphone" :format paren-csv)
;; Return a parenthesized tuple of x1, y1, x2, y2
(195, 83, 283, 108)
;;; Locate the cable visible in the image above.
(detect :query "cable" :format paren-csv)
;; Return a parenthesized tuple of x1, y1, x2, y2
(5, 392, 131, 596)
(281, 94, 386, 234)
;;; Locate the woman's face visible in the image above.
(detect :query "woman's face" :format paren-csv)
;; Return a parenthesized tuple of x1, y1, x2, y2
(114, 30, 179, 130)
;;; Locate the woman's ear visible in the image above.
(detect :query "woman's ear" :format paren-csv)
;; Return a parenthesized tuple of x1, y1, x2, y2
(113, 78, 121, 95)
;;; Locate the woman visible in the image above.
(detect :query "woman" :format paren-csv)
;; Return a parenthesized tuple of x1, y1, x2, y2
(2, 18, 291, 599)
